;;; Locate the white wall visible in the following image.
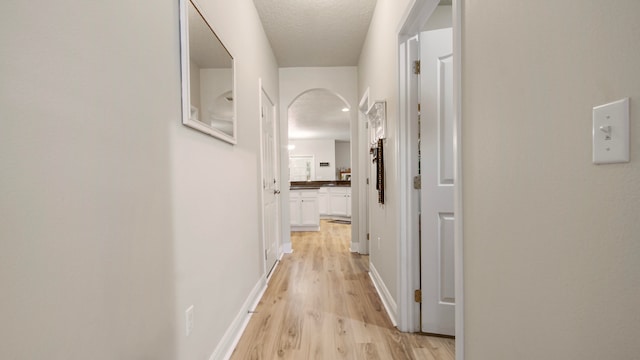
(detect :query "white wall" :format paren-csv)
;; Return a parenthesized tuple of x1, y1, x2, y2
(0, 0, 278, 359)
(462, 1, 640, 359)
(289, 139, 336, 180)
(279, 67, 359, 252)
(358, 0, 412, 312)
(422, 5, 451, 32)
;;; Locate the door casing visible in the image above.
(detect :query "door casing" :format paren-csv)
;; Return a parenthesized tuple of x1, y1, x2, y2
(259, 79, 281, 278)
(397, 0, 464, 359)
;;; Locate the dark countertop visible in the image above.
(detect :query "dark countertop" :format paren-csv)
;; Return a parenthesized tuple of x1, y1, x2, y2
(290, 180, 351, 189)
(290, 186, 321, 190)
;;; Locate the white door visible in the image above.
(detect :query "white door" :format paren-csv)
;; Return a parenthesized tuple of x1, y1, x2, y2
(420, 27, 455, 336)
(261, 89, 279, 277)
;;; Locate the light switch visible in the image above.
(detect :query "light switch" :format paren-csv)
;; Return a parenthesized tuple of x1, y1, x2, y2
(592, 98, 630, 164)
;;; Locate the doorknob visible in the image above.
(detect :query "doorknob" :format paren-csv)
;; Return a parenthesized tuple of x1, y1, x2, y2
(274, 190, 281, 195)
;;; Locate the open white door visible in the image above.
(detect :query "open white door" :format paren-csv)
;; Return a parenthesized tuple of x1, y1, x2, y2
(261, 88, 279, 277)
(420, 27, 455, 336)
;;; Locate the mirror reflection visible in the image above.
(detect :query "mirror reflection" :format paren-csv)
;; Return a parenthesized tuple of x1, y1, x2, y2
(180, 0, 236, 143)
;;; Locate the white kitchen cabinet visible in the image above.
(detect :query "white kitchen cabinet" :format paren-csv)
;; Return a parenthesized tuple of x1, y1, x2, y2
(289, 194, 300, 225)
(318, 187, 329, 215)
(328, 186, 351, 218)
(290, 189, 320, 231)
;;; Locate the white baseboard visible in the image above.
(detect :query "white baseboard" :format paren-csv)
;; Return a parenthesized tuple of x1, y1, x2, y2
(281, 241, 292, 254)
(209, 277, 267, 360)
(350, 241, 360, 253)
(291, 225, 320, 232)
(368, 262, 398, 327)
(266, 258, 281, 283)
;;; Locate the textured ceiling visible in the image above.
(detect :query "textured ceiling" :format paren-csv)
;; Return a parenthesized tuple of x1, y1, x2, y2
(253, 0, 377, 67)
(288, 90, 351, 141)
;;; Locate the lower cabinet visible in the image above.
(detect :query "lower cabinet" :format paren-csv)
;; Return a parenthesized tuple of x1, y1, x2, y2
(290, 189, 320, 231)
(318, 187, 329, 215)
(327, 186, 351, 218)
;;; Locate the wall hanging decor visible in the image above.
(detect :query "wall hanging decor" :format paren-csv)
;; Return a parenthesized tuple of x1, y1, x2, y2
(370, 138, 385, 204)
(367, 101, 386, 145)
(366, 100, 386, 204)
(179, 0, 237, 144)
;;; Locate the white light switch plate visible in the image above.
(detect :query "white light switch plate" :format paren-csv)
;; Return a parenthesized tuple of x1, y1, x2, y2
(186, 305, 194, 336)
(592, 98, 630, 164)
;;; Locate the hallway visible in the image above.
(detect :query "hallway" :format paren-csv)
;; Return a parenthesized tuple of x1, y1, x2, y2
(230, 220, 454, 359)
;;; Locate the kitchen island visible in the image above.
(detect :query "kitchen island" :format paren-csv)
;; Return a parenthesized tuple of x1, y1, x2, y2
(290, 181, 351, 231)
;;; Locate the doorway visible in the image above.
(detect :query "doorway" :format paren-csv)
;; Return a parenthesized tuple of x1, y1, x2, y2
(398, 0, 464, 358)
(260, 83, 280, 278)
(286, 89, 354, 243)
(419, 26, 455, 335)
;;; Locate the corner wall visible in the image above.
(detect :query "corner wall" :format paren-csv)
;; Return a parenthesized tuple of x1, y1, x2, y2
(289, 139, 337, 180)
(462, 1, 640, 358)
(0, 0, 279, 359)
(170, 0, 278, 358)
(358, 0, 412, 312)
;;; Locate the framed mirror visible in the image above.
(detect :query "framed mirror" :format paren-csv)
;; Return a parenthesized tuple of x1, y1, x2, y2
(179, 0, 236, 144)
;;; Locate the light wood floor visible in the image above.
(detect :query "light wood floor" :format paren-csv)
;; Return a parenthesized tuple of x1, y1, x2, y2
(230, 220, 455, 360)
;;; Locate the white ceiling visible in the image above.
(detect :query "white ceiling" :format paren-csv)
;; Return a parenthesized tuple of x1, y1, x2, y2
(253, 0, 377, 67)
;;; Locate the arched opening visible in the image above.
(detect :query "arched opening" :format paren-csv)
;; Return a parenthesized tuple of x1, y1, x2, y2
(287, 88, 352, 181)
(287, 88, 354, 236)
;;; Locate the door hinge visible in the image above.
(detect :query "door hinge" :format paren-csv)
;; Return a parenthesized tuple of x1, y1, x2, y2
(414, 289, 422, 303)
(413, 60, 421, 75)
(265, 250, 267, 260)
(418, 103, 421, 112)
(413, 175, 421, 189)
(367, 233, 370, 241)
(366, 177, 370, 185)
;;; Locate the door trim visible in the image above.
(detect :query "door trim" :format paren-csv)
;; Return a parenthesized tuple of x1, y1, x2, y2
(397, 1, 464, 359)
(258, 78, 280, 278)
(358, 88, 371, 255)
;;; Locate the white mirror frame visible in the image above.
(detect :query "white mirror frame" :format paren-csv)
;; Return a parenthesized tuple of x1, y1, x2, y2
(179, 0, 237, 144)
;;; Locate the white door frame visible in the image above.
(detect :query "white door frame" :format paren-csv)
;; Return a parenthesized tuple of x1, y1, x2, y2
(358, 88, 371, 255)
(397, 1, 464, 359)
(258, 78, 281, 278)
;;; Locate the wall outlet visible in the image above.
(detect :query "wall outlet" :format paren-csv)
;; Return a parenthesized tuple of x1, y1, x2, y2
(185, 305, 194, 336)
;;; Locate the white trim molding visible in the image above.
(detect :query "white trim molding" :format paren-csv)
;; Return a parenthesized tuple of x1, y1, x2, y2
(281, 242, 292, 254)
(452, 1, 465, 359)
(368, 263, 398, 327)
(209, 278, 267, 360)
(358, 87, 371, 255)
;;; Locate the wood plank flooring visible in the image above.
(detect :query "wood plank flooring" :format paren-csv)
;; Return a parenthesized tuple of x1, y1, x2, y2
(230, 220, 455, 360)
